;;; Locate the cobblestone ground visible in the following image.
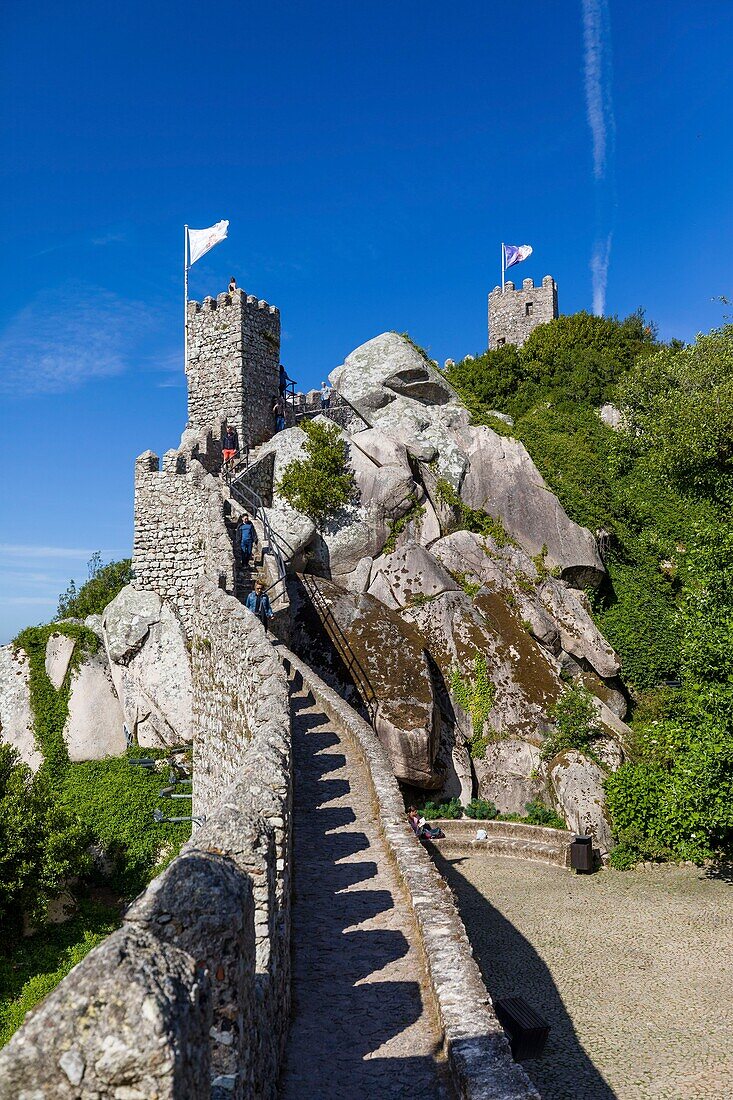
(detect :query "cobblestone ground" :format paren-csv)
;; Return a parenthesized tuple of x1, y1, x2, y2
(279, 688, 452, 1099)
(436, 852, 733, 1100)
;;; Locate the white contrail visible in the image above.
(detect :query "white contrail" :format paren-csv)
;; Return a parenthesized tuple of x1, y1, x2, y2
(582, 0, 615, 314)
(591, 233, 613, 316)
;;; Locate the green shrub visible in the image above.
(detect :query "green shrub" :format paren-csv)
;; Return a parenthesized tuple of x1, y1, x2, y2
(0, 746, 91, 938)
(0, 897, 118, 1046)
(420, 798, 463, 820)
(278, 419, 357, 524)
(451, 571, 481, 598)
(12, 623, 99, 786)
(523, 799, 567, 829)
(57, 554, 132, 619)
(383, 496, 425, 554)
(435, 478, 515, 546)
(464, 798, 499, 820)
(61, 752, 191, 897)
(450, 656, 497, 758)
(541, 684, 602, 762)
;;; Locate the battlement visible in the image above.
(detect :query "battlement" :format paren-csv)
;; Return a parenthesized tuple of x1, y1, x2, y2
(186, 284, 281, 449)
(187, 288, 279, 316)
(488, 274, 558, 349)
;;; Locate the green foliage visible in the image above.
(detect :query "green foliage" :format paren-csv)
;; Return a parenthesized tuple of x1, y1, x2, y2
(605, 522, 733, 866)
(0, 896, 118, 1047)
(451, 571, 481, 598)
(0, 745, 91, 938)
(397, 332, 434, 363)
(450, 656, 496, 758)
(420, 798, 463, 820)
(61, 751, 192, 897)
(57, 554, 133, 620)
(464, 798, 499, 820)
(435, 478, 515, 546)
(447, 309, 655, 420)
(541, 684, 602, 762)
(522, 799, 567, 829)
(617, 327, 733, 505)
(277, 418, 357, 524)
(383, 496, 426, 555)
(13, 623, 99, 786)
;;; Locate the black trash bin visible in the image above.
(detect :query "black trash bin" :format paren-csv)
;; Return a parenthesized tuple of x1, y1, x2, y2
(570, 834, 594, 873)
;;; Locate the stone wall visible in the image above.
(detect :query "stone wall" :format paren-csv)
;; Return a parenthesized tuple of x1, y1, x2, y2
(0, 580, 292, 1100)
(186, 289, 281, 451)
(488, 275, 558, 349)
(132, 437, 233, 636)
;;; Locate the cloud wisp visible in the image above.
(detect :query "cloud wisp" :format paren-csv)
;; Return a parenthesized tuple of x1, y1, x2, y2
(581, 0, 616, 315)
(0, 284, 155, 397)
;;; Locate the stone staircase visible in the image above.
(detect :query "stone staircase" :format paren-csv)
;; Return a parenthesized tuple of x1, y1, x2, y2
(424, 818, 573, 868)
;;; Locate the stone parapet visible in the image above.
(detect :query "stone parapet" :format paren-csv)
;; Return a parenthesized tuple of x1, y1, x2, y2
(277, 645, 539, 1100)
(488, 275, 558, 350)
(132, 435, 233, 636)
(0, 581, 292, 1100)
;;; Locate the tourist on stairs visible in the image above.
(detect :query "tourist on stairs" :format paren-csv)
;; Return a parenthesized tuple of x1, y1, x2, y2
(239, 514, 258, 567)
(320, 381, 332, 409)
(222, 422, 239, 475)
(246, 580, 273, 633)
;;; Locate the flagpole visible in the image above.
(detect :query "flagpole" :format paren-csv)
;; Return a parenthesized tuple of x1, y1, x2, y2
(184, 225, 189, 374)
(501, 242, 505, 292)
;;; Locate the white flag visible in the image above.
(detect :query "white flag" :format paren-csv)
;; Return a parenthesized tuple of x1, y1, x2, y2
(187, 220, 229, 266)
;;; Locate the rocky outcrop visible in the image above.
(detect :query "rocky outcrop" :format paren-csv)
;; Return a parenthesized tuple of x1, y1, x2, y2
(0, 645, 41, 771)
(45, 633, 76, 690)
(456, 425, 604, 588)
(103, 586, 193, 748)
(549, 750, 614, 853)
(302, 575, 441, 787)
(64, 651, 126, 761)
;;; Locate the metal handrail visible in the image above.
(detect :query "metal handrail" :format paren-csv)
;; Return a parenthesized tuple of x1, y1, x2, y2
(294, 391, 373, 433)
(230, 475, 289, 602)
(300, 574, 378, 721)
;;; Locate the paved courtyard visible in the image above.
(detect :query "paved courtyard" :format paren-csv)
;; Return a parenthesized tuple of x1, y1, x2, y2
(436, 852, 733, 1100)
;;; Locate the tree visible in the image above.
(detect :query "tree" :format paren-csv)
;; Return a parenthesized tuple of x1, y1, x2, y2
(0, 746, 90, 938)
(277, 419, 357, 524)
(617, 326, 733, 504)
(57, 556, 133, 619)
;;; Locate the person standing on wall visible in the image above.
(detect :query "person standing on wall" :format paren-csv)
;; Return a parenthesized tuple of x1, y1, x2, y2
(246, 580, 273, 632)
(228, 276, 237, 293)
(272, 394, 286, 433)
(320, 381, 332, 409)
(222, 421, 239, 476)
(239, 513, 258, 567)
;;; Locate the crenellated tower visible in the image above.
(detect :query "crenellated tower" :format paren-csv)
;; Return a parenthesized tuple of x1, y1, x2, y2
(488, 275, 558, 349)
(186, 288, 280, 449)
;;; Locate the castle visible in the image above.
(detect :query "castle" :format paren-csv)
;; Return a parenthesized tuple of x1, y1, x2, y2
(488, 274, 558, 349)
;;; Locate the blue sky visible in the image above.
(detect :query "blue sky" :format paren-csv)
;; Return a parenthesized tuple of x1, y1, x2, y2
(1, 0, 732, 642)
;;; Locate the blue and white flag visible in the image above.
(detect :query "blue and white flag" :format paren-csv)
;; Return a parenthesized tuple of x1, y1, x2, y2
(504, 243, 533, 269)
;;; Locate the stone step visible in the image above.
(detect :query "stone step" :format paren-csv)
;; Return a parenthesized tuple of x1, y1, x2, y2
(426, 833, 571, 868)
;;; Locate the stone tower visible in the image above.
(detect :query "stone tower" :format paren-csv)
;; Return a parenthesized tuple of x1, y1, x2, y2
(186, 288, 280, 449)
(488, 275, 558, 349)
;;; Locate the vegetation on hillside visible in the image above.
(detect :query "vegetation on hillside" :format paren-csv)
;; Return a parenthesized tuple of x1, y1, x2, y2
(447, 315, 733, 867)
(278, 418, 357, 524)
(57, 552, 132, 620)
(3, 576, 188, 1045)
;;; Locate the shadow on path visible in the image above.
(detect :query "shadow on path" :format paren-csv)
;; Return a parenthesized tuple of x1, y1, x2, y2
(279, 691, 452, 1099)
(431, 848, 618, 1100)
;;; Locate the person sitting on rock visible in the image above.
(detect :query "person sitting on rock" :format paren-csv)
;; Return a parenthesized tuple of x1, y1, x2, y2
(222, 422, 239, 474)
(407, 805, 444, 841)
(239, 513, 258, 567)
(246, 580, 273, 632)
(320, 381, 332, 410)
(228, 276, 237, 293)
